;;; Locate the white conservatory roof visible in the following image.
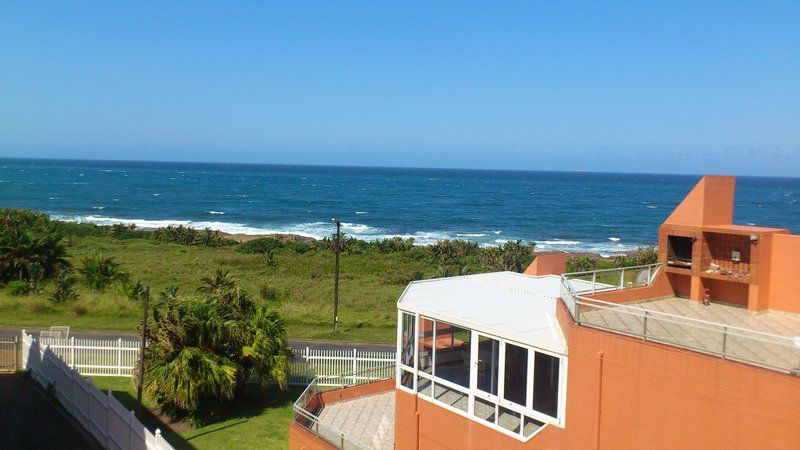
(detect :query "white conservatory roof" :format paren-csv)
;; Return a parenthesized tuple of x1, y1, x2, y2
(397, 272, 567, 355)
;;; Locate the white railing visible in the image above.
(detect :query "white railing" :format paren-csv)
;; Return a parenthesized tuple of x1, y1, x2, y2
(35, 335, 395, 386)
(36, 337, 140, 376)
(21, 332, 174, 450)
(573, 296, 800, 374)
(562, 263, 662, 294)
(292, 364, 395, 449)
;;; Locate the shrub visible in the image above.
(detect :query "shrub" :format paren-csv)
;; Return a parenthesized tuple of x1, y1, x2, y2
(285, 241, 314, 254)
(79, 254, 127, 290)
(120, 279, 147, 301)
(151, 226, 235, 247)
(236, 238, 281, 254)
(566, 254, 599, 272)
(49, 272, 79, 303)
(479, 240, 536, 272)
(372, 237, 415, 253)
(6, 280, 31, 296)
(429, 239, 479, 261)
(0, 227, 71, 286)
(432, 265, 471, 278)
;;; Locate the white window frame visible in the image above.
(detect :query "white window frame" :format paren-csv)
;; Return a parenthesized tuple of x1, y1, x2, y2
(395, 309, 568, 440)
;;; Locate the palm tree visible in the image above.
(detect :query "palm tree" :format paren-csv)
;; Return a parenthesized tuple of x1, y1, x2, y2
(78, 253, 126, 290)
(141, 276, 292, 425)
(197, 269, 237, 295)
(0, 228, 71, 285)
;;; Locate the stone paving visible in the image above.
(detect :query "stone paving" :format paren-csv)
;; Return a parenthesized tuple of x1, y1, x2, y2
(579, 296, 800, 372)
(317, 391, 395, 450)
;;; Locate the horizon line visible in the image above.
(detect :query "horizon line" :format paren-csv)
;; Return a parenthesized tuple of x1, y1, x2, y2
(1, 155, 798, 180)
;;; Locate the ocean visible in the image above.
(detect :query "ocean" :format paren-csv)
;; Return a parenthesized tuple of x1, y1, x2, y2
(1, 158, 798, 255)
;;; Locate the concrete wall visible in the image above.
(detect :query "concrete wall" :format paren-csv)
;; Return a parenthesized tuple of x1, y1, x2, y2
(524, 254, 567, 276)
(766, 234, 800, 313)
(395, 321, 800, 449)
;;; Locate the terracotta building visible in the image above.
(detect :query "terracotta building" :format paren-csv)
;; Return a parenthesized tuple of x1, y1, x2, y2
(290, 176, 800, 450)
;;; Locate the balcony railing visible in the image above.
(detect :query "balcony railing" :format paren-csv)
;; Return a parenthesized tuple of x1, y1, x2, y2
(558, 267, 800, 374)
(562, 263, 662, 294)
(292, 363, 395, 449)
(573, 295, 800, 374)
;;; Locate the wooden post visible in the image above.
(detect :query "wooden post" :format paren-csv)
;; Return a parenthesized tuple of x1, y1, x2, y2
(136, 287, 150, 416)
(333, 219, 341, 332)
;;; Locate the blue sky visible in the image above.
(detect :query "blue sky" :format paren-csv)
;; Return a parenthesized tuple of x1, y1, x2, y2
(1, 1, 798, 176)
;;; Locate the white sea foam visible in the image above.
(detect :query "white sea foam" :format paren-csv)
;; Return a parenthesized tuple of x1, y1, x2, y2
(92, 206, 105, 210)
(646, 205, 657, 209)
(355, 211, 367, 215)
(208, 211, 226, 215)
(608, 237, 621, 241)
(53, 214, 645, 252)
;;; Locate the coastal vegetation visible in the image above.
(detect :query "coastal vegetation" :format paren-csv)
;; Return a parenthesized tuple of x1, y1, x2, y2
(0, 209, 654, 343)
(140, 271, 292, 426)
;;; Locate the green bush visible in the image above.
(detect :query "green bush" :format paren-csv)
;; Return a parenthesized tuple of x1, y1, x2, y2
(566, 254, 599, 272)
(79, 254, 127, 290)
(150, 226, 236, 247)
(120, 279, 147, 301)
(429, 239, 479, 261)
(285, 241, 314, 254)
(479, 240, 536, 272)
(49, 273, 79, 303)
(6, 280, 31, 296)
(259, 285, 281, 303)
(372, 237, 415, 253)
(236, 238, 282, 254)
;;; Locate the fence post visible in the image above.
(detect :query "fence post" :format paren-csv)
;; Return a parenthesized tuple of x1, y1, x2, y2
(304, 347, 310, 383)
(117, 338, 122, 376)
(642, 311, 649, 340)
(70, 336, 76, 370)
(352, 348, 357, 385)
(722, 326, 728, 359)
(619, 268, 625, 289)
(155, 429, 162, 449)
(647, 265, 652, 284)
(591, 272, 596, 293)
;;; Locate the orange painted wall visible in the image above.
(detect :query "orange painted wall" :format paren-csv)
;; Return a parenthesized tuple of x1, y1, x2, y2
(702, 278, 749, 307)
(524, 253, 567, 276)
(289, 422, 338, 450)
(766, 234, 800, 313)
(395, 322, 800, 449)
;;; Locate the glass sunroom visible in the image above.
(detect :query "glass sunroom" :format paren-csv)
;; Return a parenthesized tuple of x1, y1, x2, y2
(395, 272, 568, 441)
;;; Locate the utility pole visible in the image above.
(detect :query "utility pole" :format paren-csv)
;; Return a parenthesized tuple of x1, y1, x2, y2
(332, 219, 341, 332)
(136, 287, 150, 416)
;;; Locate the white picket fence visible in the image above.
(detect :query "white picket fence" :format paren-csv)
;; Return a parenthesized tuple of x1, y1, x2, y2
(37, 335, 395, 387)
(21, 332, 174, 450)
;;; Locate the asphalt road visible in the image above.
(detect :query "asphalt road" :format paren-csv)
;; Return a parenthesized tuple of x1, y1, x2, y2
(0, 327, 395, 352)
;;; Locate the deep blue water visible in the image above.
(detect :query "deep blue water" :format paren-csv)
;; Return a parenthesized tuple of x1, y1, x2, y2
(1, 158, 798, 254)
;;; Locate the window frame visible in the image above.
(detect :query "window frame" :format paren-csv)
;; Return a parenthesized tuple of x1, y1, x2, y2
(395, 309, 567, 441)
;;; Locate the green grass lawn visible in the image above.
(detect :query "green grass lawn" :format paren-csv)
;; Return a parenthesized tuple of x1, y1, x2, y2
(90, 376, 301, 450)
(0, 235, 448, 343)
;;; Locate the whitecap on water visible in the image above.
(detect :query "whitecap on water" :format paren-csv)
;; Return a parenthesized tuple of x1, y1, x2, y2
(608, 237, 621, 241)
(208, 211, 226, 215)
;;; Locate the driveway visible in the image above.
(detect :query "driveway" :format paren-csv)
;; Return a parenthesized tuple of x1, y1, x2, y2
(0, 374, 94, 449)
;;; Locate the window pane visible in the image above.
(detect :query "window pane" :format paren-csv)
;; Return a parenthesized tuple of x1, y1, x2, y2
(400, 313, 415, 367)
(523, 416, 545, 437)
(417, 375, 432, 397)
(533, 352, 560, 418)
(477, 335, 499, 395)
(400, 370, 414, 389)
(498, 406, 521, 433)
(433, 322, 471, 388)
(418, 317, 434, 374)
(474, 397, 496, 423)
(434, 383, 468, 412)
(503, 343, 528, 406)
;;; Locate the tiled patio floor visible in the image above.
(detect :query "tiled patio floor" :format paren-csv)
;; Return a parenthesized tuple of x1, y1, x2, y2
(317, 391, 395, 450)
(579, 296, 800, 372)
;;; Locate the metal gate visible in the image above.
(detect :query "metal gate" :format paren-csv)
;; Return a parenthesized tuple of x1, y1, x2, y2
(0, 337, 18, 372)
